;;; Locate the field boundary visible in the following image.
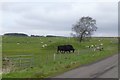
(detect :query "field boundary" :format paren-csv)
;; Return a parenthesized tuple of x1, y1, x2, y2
(3, 54, 34, 73)
(50, 52, 118, 78)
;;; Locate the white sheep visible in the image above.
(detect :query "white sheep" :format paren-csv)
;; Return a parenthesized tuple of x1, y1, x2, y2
(94, 45, 97, 47)
(44, 44, 47, 46)
(100, 43, 103, 46)
(42, 44, 48, 48)
(95, 46, 103, 51)
(91, 45, 94, 48)
(17, 43, 20, 45)
(86, 46, 90, 48)
(42, 45, 45, 48)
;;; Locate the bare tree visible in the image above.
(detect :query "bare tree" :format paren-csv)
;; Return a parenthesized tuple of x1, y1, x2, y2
(71, 16, 97, 42)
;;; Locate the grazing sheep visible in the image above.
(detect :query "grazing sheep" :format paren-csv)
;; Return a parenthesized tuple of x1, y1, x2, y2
(94, 46, 103, 51)
(44, 44, 47, 46)
(86, 43, 104, 51)
(86, 45, 94, 49)
(17, 43, 20, 45)
(100, 43, 103, 46)
(94, 45, 97, 47)
(86, 46, 90, 48)
(42, 45, 45, 48)
(90, 45, 94, 48)
(42, 44, 48, 48)
(86, 44, 104, 51)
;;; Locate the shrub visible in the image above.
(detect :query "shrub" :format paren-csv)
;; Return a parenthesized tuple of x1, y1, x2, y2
(65, 64, 71, 68)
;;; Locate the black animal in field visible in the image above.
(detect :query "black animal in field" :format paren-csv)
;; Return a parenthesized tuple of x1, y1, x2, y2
(57, 45, 75, 53)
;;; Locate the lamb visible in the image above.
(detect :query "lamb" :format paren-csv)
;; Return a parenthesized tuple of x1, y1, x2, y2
(94, 45, 103, 51)
(42, 44, 48, 48)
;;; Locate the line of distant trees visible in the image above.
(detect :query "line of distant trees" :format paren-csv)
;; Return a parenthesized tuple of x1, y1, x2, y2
(46, 35, 64, 37)
(31, 35, 44, 37)
(3, 33, 64, 37)
(3, 33, 118, 38)
(4, 33, 28, 37)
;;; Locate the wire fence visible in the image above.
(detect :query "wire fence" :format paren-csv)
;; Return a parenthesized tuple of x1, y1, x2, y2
(2, 49, 92, 73)
(3, 54, 34, 73)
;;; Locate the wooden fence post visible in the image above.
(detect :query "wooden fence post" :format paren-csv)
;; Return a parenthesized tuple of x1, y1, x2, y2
(19, 56, 21, 68)
(46, 55, 48, 64)
(32, 55, 34, 67)
(78, 50, 79, 55)
(53, 53, 56, 61)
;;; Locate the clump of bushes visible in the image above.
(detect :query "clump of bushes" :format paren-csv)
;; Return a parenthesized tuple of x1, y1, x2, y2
(2, 57, 15, 74)
(64, 64, 71, 68)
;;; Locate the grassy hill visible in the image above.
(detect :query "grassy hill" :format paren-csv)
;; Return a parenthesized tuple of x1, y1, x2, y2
(2, 36, 118, 78)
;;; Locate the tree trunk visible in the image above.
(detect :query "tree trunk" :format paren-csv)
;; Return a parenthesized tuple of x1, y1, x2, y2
(79, 35, 83, 42)
(79, 31, 85, 42)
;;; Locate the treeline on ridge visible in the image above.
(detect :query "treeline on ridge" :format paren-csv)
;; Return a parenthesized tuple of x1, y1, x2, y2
(3, 33, 64, 37)
(4, 33, 28, 37)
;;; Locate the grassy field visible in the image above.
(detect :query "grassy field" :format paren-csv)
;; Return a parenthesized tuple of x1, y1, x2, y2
(2, 36, 118, 78)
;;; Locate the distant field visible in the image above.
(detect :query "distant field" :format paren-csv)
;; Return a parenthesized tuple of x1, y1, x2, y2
(2, 36, 118, 78)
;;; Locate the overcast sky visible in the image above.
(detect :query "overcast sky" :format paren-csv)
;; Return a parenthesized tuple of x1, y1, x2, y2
(0, 0, 118, 37)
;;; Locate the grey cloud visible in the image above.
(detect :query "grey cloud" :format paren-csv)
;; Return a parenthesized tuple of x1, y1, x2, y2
(2, 2, 31, 13)
(1, 2, 118, 37)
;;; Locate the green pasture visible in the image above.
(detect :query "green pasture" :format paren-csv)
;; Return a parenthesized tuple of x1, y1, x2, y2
(2, 36, 118, 78)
